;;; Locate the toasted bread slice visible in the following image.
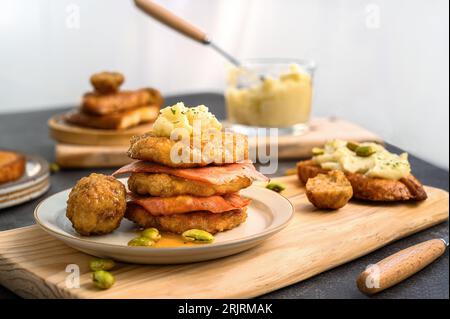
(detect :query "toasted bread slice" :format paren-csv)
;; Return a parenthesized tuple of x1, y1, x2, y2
(65, 105, 159, 130)
(81, 88, 164, 115)
(0, 151, 26, 184)
(297, 160, 427, 201)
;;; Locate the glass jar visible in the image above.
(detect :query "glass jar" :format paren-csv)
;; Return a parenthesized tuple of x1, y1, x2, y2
(225, 58, 315, 135)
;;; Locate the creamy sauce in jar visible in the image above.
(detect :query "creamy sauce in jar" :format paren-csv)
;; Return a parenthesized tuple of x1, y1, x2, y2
(225, 64, 313, 127)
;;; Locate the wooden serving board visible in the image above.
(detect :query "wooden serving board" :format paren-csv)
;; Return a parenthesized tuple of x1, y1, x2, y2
(53, 117, 383, 168)
(55, 144, 130, 168)
(48, 114, 154, 146)
(0, 176, 447, 299)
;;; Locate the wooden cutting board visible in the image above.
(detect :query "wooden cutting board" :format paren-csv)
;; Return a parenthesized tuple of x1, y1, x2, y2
(55, 144, 130, 168)
(54, 117, 383, 168)
(0, 176, 447, 299)
(48, 114, 154, 146)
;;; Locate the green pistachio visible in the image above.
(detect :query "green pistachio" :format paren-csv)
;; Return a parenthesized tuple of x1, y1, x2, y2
(182, 229, 214, 243)
(346, 141, 360, 152)
(266, 182, 286, 193)
(312, 147, 325, 156)
(355, 145, 376, 157)
(49, 162, 60, 174)
(127, 236, 154, 247)
(92, 270, 115, 289)
(89, 258, 115, 271)
(141, 228, 161, 242)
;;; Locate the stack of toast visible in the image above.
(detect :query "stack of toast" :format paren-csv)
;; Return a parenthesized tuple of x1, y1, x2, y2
(50, 72, 164, 168)
(65, 72, 163, 130)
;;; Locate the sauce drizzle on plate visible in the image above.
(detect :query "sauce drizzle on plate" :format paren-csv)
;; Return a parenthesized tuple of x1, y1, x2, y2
(153, 232, 197, 248)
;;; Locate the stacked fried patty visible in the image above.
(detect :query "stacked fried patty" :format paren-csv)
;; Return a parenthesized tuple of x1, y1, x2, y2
(65, 72, 164, 130)
(114, 133, 267, 234)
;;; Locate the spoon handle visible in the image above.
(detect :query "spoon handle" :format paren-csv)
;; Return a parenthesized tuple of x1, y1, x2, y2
(134, 0, 208, 44)
(356, 239, 447, 295)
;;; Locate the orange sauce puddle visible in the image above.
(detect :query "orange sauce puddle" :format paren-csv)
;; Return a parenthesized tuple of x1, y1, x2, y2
(153, 232, 197, 248)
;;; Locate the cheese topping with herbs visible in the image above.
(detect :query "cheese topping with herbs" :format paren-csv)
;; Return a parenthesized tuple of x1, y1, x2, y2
(313, 140, 411, 180)
(151, 102, 222, 137)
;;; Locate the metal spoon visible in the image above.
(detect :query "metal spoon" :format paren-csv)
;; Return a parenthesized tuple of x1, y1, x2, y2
(134, 0, 242, 67)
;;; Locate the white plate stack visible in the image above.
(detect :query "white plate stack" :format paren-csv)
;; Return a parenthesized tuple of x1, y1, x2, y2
(0, 155, 50, 209)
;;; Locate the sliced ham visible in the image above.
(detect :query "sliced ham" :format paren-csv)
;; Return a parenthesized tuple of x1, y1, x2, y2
(128, 192, 251, 216)
(113, 160, 268, 185)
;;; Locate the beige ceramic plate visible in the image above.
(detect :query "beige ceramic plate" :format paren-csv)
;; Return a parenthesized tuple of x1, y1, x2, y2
(34, 180, 294, 264)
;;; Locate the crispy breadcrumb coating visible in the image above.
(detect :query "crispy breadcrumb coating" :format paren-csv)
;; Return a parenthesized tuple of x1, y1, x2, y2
(306, 170, 353, 209)
(297, 160, 427, 201)
(66, 173, 126, 236)
(125, 203, 247, 234)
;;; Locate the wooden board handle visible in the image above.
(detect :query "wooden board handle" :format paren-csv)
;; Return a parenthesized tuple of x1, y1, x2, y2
(356, 239, 447, 295)
(134, 0, 208, 44)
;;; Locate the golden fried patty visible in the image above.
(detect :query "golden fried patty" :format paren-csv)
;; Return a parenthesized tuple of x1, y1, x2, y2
(0, 151, 25, 184)
(297, 160, 427, 202)
(128, 172, 252, 197)
(65, 105, 159, 130)
(82, 88, 163, 116)
(66, 173, 126, 236)
(128, 132, 248, 168)
(125, 203, 247, 234)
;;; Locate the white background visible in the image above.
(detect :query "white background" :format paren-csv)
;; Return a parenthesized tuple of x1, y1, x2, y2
(0, 0, 448, 169)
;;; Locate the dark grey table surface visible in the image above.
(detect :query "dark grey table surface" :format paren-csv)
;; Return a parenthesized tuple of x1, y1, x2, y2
(0, 93, 448, 299)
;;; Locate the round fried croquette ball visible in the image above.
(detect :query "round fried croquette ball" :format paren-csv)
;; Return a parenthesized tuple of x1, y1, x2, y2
(66, 173, 126, 236)
(305, 170, 353, 209)
(90, 71, 124, 94)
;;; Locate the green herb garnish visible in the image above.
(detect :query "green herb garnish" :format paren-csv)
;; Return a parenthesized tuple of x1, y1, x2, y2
(266, 182, 286, 193)
(49, 162, 60, 174)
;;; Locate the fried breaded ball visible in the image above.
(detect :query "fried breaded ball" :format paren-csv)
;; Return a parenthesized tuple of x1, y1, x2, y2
(128, 173, 251, 197)
(66, 173, 126, 236)
(297, 160, 427, 202)
(128, 132, 248, 168)
(306, 170, 353, 209)
(90, 71, 124, 94)
(125, 203, 247, 234)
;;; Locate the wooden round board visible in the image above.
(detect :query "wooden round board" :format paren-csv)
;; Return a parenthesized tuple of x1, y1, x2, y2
(0, 154, 50, 209)
(48, 114, 153, 146)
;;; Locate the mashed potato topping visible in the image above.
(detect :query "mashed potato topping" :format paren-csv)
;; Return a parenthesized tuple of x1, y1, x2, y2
(313, 140, 411, 180)
(225, 64, 312, 127)
(151, 102, 222, 137)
